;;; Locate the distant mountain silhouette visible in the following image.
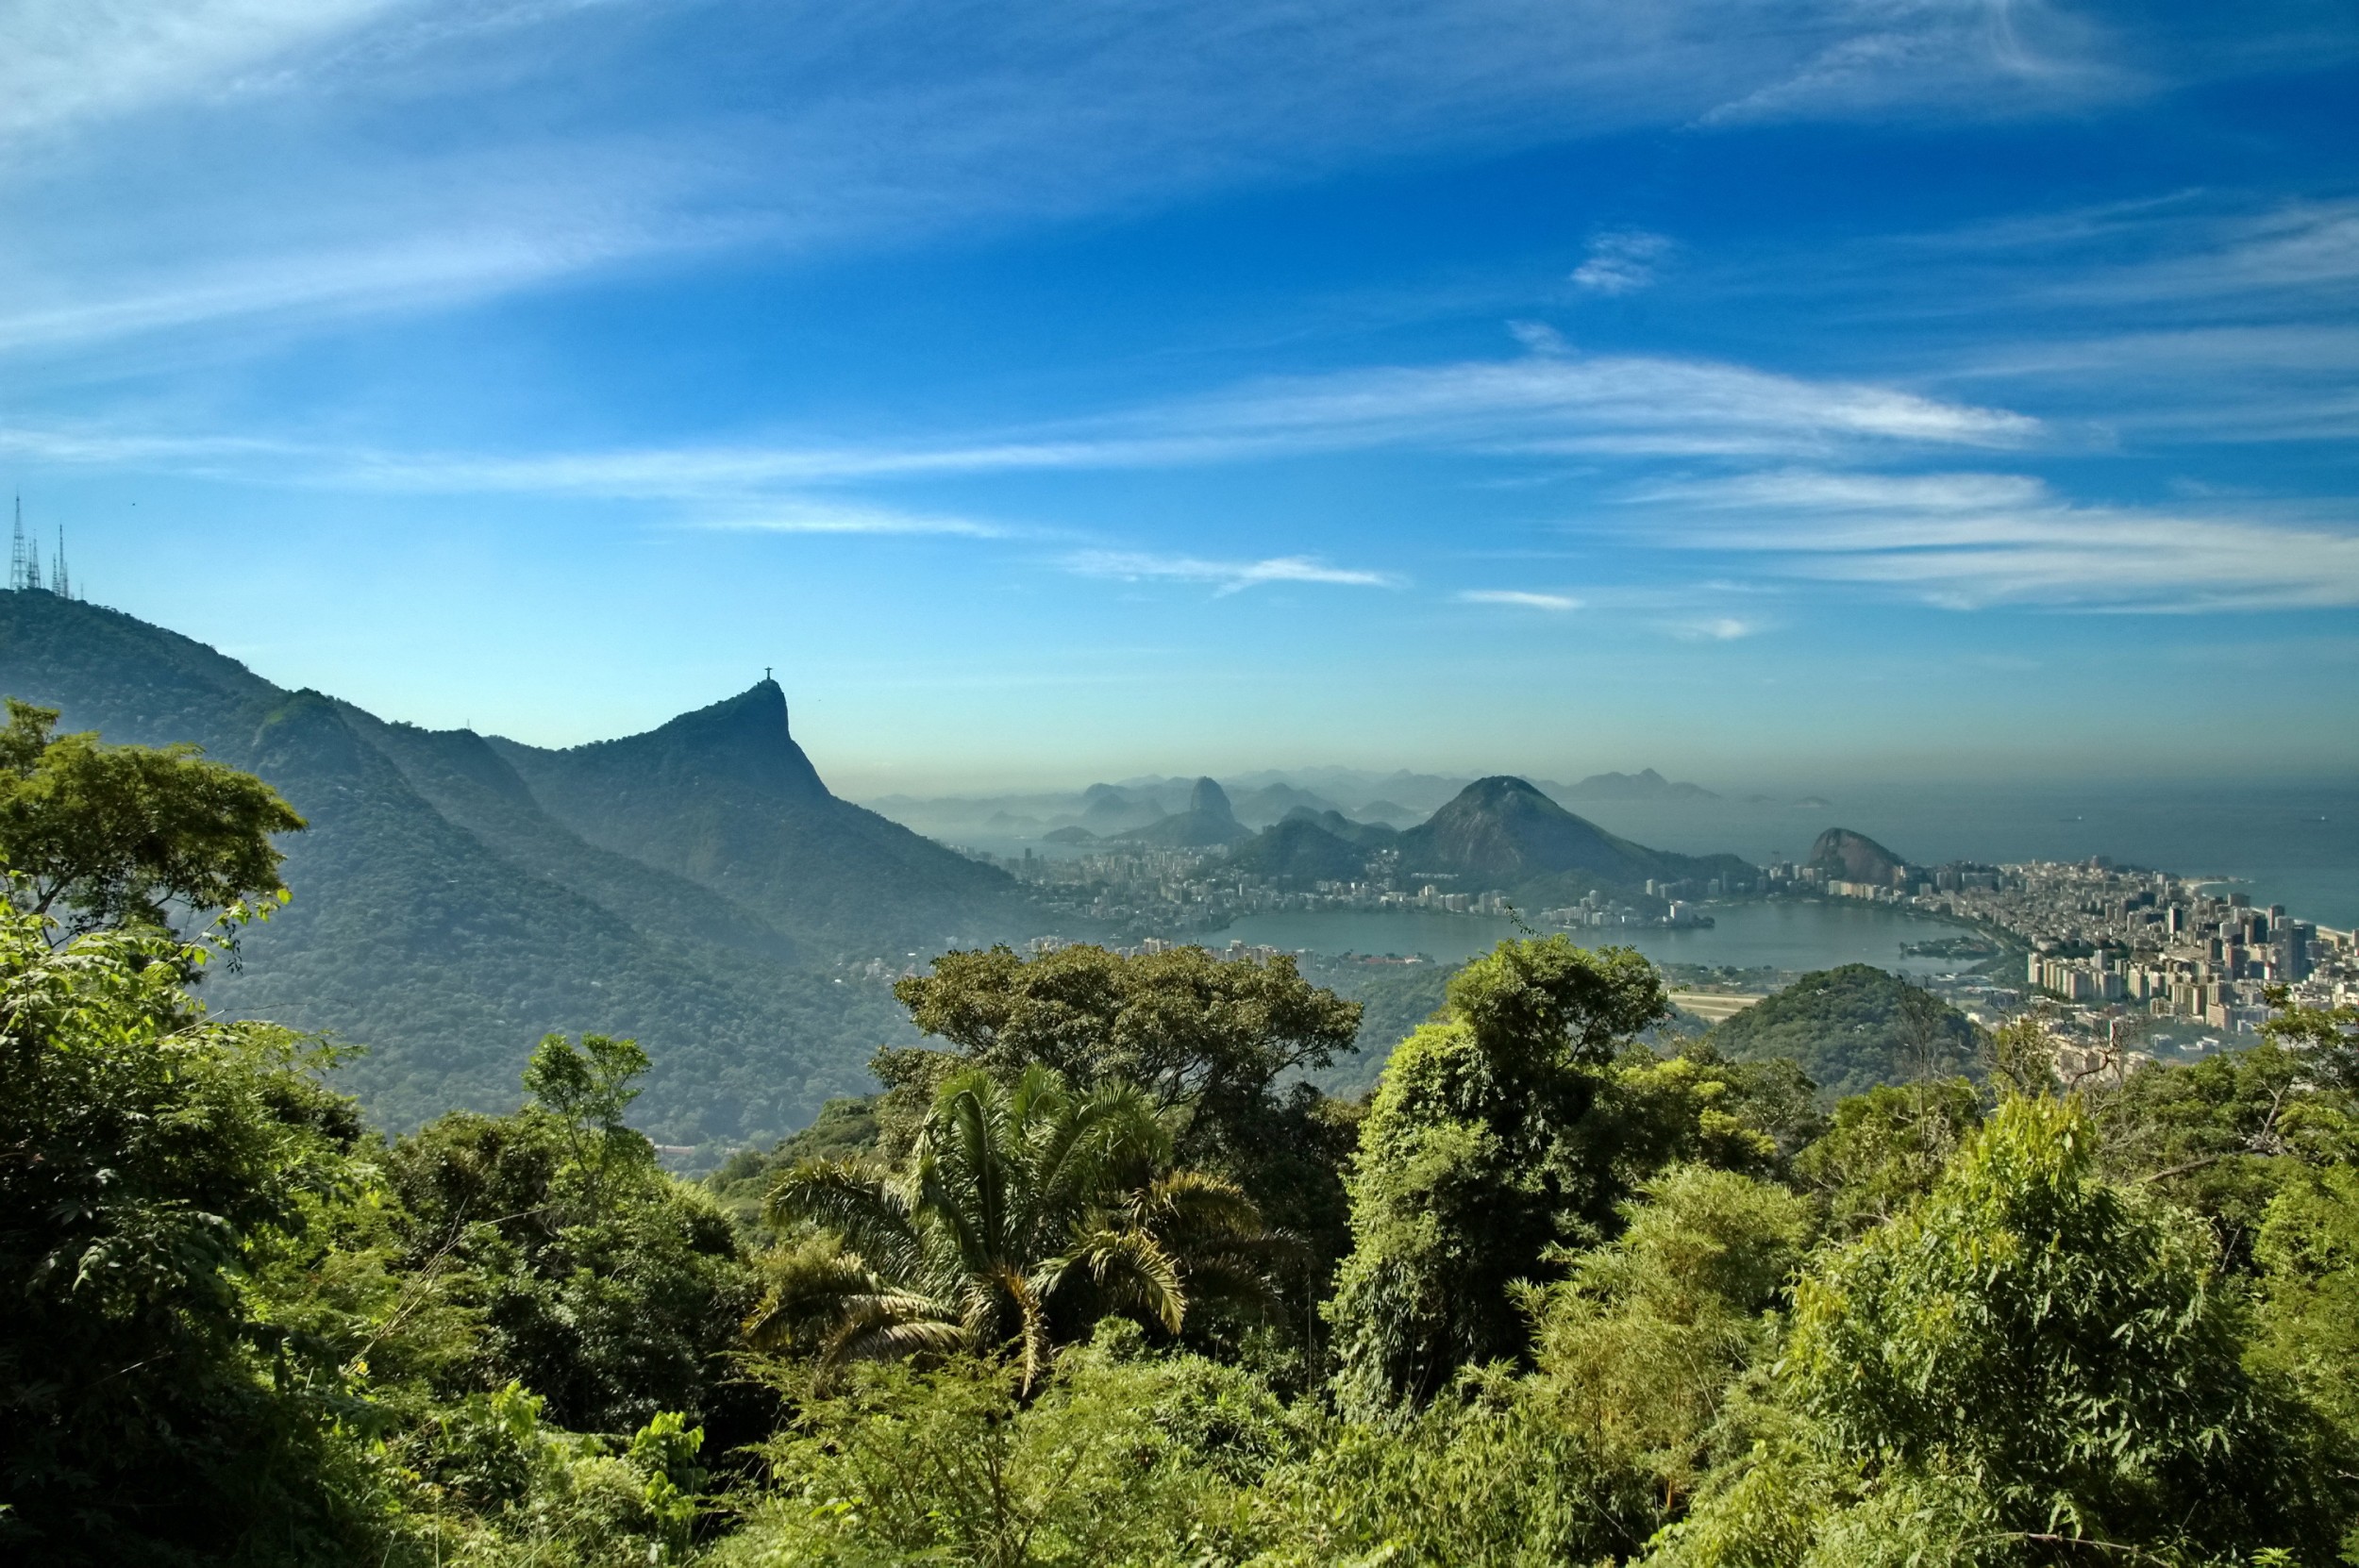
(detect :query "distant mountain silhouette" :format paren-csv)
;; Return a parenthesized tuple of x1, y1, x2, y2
(1230, 816, 1371, 884)
(1554, 768, 1718, 802)
(1228, 780, 1344, 826)
(1808, 827, 1906, 884)
(1115, 776, 1252, 847)
(1076, 783, 1165, 835)
(0, 592, 1046, 1146)
(1396, 776, 1751, 892)
(1279, 805, 1398, 849)
(1353, 771, 1474, 814)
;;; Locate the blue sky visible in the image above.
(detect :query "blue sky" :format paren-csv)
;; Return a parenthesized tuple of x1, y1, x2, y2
(4, 0, 2357, 792)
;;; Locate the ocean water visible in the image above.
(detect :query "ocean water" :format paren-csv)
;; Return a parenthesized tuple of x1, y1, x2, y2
(1221, 900, 1966, 974)
(1563, 780, 2359, 931)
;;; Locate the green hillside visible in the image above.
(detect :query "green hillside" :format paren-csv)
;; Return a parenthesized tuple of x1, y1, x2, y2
(1282, 804, 1400, 847)
(0, 592, 1049, 1146)
(1229, 816, 1371, 884)
(489, 682, 1030, 956)
(1808, 826, 1907, 883)
(1706, 962, 1983, 1101)
(1397, 776, 1753, 896)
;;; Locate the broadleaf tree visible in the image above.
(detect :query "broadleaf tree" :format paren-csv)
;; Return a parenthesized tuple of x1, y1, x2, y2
(0, 697, 305, 939)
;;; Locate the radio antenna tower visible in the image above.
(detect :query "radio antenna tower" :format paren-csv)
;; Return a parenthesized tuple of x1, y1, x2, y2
(9, 497, 39, 593)
(51, 524, 71, 601)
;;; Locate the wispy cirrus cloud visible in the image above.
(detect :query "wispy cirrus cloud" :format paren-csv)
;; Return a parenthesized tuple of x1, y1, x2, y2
(1732, 196, 2359, 447)
(1702, 0, 2125, 125)
(0, 225, 701, 357)
(0, 343, 2044, 499)
(1505, 320, 1572, 356)
(559, 349, 2030, 469)
(2046, 198, 2359, 307)
(694, 500, 1014, 538)
(1458, 589, 1581, 610)
(1060, 550, 1399, 595)
(0, 0, 2177, 360)
(1634, 468, 2359, 610)
(1666, 614, 1764, 640)
(0, 420, 293, 467)
(0, 0, 411, 143)
(1196, 352, 2039, 455)
(1571, 231, 1673, 295)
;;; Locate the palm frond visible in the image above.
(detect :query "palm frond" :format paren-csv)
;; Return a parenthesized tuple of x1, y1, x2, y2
(1029, 1080, 1167, 1240)
(1079, 1077, 1173, 1168)
(1169, 1248, 1285, 1321)
(1129, 1170, 1285, 1323)
(779, 1062, 1288, 1385)
(819, 1311, 973, 1388)
(766, 1159, 925, 1282)
(1048, 1221, 1187, 1333)
(743, 1235, 885, 1351)
(925, 1071, 1017, 1261)
(1132, 1169, 1263, 1236)
(1005, 1061, 1071, 1133)
(914, 1146, 999, 1285)
(984, 1261, 1054, 1399)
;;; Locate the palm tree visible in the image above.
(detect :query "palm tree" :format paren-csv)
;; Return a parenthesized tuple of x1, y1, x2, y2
(750, 1064, 1273, 1393)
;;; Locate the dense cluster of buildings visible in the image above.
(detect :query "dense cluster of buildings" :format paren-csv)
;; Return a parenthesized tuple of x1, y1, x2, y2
(998, 845, 1575, 930)
(997, 845, 1258, 931)
(1539, 887, 1714, 929)
(994, 841, 1718, 937)
(1817, 856, 2356, 1038)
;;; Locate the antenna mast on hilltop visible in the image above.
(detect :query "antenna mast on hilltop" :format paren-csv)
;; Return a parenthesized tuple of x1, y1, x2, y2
(51, 524, 70, 600)
(9, 497, 40, 592)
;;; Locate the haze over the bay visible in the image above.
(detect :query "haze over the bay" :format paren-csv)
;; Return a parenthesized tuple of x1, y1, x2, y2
(5, 0, 2357, 788)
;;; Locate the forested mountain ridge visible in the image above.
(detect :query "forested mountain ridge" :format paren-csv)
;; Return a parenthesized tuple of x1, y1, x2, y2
(486, 680, 1031, 953)
(332, 701, 800, 964)
(1393, 775, 1752, 893)
(0, 592, 1048, 1144)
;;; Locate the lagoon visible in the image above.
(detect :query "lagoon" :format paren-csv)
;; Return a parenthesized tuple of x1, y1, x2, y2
(1218, 898, 1972, 975)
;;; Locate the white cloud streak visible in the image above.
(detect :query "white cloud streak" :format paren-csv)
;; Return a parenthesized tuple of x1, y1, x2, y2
(1635, 468, 2359, 610)
(1061, 550, 1399, 595)
(1178, 353, 2039, 457)
(694, 501, 1012, 538)
(0, 346, 2043, 500)
(1703, 0, 2123, 125)
(0, 0, 412, 142)
(0, 0, 2156, 358)
(1506, 320, 1571, 356)
(1458, 589, 1581, 610)
(2056, 199, 2359, 306)
(1666, 615, 1763, 640)
(1570, 230, 1673, 294)
(0, 228, 675, 357)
